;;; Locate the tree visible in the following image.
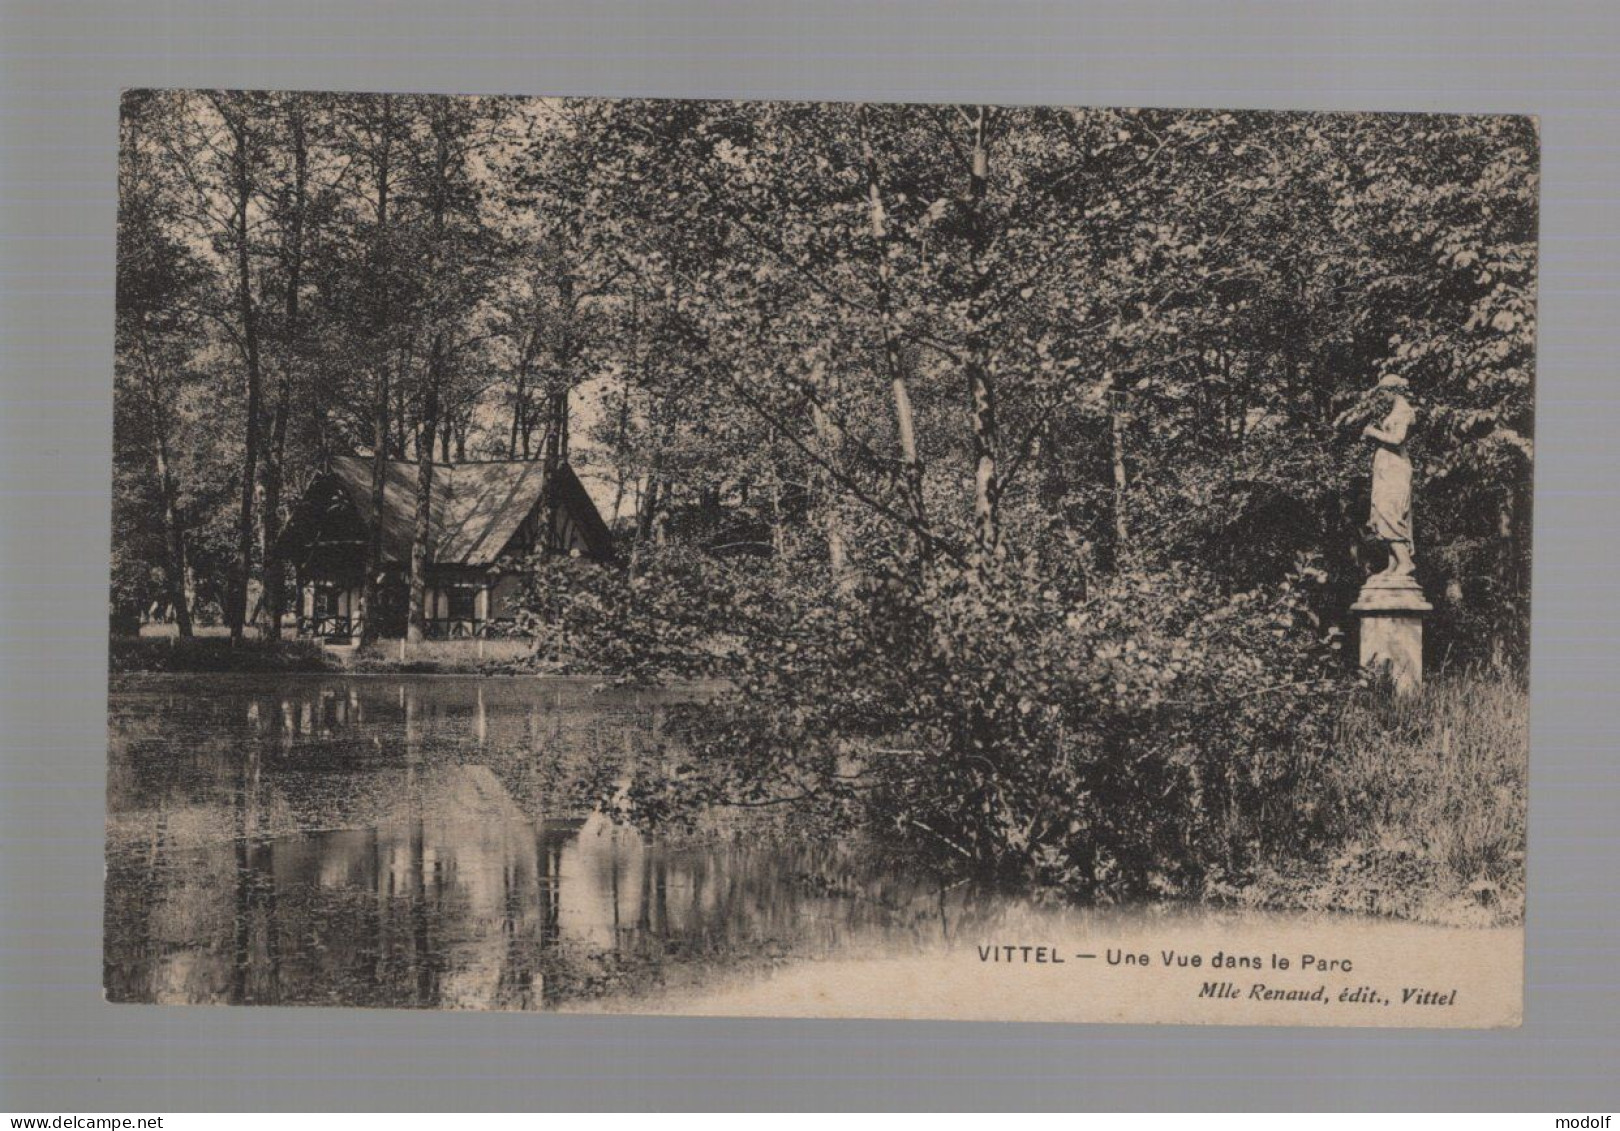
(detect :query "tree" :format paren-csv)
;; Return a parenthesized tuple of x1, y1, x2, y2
(206, 92, 271, 642)
(401, 95, 512, 641)
(141, 91, 274, 640)
(115, 91, 208, 635)
(326, 93, 414, 644)
(255, 92, 324, 640)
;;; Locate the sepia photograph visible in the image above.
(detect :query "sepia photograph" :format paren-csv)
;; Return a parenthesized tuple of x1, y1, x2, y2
(105, 90, 1536, 1025)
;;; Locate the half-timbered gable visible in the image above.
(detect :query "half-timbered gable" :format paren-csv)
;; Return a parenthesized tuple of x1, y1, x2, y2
(277, 456, 613, 640)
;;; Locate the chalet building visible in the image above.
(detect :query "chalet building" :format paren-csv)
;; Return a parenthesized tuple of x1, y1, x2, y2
(277, 455, 613, 640)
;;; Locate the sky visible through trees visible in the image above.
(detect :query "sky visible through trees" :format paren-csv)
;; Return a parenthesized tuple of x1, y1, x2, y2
(113, 92, 1536, 897)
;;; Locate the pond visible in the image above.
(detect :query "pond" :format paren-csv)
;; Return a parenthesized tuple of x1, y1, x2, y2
(104, 673, 986, 1011)
(105, 674, 1521, 1024)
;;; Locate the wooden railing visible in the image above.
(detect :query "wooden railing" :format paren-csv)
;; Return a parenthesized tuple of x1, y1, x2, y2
(298, 614, 360, 639)
(297, 614, 520, 641)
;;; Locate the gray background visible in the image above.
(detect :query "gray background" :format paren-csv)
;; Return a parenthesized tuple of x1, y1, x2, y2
(1, 0, 1615, 1112)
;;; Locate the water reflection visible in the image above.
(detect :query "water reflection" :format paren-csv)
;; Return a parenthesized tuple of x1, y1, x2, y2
(105, 675, 957, 1010)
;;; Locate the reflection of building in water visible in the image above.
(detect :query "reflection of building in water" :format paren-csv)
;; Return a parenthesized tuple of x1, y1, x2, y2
(558, 812, 631, 950)
(113, 797, 774, 1009)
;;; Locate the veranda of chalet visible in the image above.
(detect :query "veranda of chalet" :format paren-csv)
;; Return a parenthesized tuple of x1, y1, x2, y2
(276, 455, 613, 641)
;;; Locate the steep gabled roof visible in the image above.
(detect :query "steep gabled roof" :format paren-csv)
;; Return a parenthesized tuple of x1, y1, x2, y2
(547, 460, 616, 558)
(321, 455, 610, 566)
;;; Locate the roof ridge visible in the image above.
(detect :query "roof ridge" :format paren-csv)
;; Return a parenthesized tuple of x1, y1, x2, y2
(335, 453, 574, 469)
(306, 455, 609, 567)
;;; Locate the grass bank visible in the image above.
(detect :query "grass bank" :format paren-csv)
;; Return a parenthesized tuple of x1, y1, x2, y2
(346, 637, 544, 674)
(1243, 670, 1528, 927)
(110, 634, 334, 673)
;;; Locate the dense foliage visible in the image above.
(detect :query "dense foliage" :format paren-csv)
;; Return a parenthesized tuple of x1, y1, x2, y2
(592, 553, 1345, 900)
(115, 94, 1536, 901)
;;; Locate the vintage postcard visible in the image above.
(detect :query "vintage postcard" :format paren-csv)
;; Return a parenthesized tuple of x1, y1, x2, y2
(107, 90, 1534, 1026)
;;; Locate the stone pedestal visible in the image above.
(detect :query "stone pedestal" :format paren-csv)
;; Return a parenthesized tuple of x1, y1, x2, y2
(1351, 574, 1432, 696)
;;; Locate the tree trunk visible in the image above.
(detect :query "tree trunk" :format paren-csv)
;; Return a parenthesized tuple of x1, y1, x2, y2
(407, 339, 442, 644)
(222, 104, 263, 644)
(810, 399, 852, 592)
(1109, 384, 1131, 561)
(137, 332, 193, 637)
(509, 331, 534, 459)
(857, 106, 928, 560)
(636, 474, 662, 542)
(406, 111, 457, 646)
(261, 397, 289, 640)
(260, 99, 308, 642)
(608, 291, 640, 521)
(362, 360, 390, 644)
(1493, 493, 1517, 670)
(543, 270, 577, 474)
(542, 389, 569, 471)
(608, 335, 634, 523)
(629, 471, 662, 580)
(394, 367, 410, 456)
(519, 378, 534, 458)
(359, 94, 394, 646)
(963, 107, 1002, 571)
(891, 374, 924, 534)
(154, 425, 194, 637)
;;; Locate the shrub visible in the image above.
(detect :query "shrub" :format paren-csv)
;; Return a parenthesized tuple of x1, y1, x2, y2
(519, 543, 1351, 903)
(509, 537, 1526, 919)
(505, 547, 749, 682)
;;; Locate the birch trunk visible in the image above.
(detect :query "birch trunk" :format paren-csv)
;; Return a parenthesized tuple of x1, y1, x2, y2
(1110, 385, 1130, 558)
(810, 399, 852, 592)
(964, 107, 1002, 570)
(857, 105, 928, 561)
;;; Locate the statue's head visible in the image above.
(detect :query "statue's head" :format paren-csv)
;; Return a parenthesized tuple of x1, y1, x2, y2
(1375, 373, 1412, 406)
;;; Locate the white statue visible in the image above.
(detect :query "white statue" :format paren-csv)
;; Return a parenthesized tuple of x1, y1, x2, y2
(1362, 373, 1417, 578)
